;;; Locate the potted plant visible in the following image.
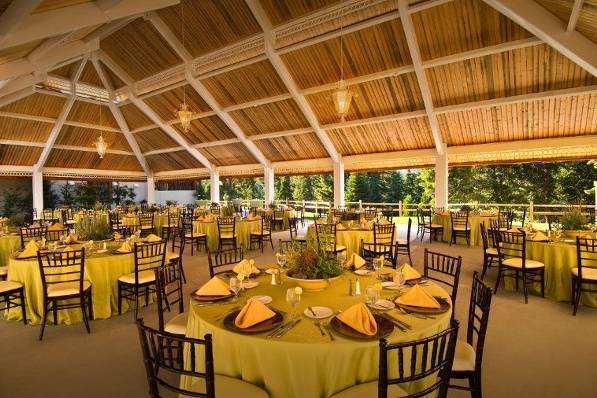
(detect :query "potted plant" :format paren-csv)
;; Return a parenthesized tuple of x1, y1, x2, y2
(284, 245, 343, 291)
(560, 207, 590, 238)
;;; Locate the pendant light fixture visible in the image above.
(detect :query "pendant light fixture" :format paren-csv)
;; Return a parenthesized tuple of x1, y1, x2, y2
(95, 103, 108, 158)
(176, 0, 193, 132)
(332, 17, 353, 122)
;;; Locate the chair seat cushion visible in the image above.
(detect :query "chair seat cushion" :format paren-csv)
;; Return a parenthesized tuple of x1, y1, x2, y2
(453, 226, 468, 231)
(251, 230, 271, 236)
(164, 312, 188, 335)
(502, 257, 544, 269)
(0, 266, 7, 275)
(572, 267, 597, 281)
(168, 253, 180, 262)
(186, 233, 206, 238)
(363, 244, 391, 253)
(140, 226, 154, 230)
(452, 340, 476, 372)
(118, 269, 156, 284)
(396, 239, 409, 245)
(0, 280, 23, 293)
(485, 247, 498, 256)
(330, 381, 407, 398)
(430, 224, 443, 229)
(47, 280, 91, 297)
(191, 374, 269, 398)
(220, 233, 234, 239)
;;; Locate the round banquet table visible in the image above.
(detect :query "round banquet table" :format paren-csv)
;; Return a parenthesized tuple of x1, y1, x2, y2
(432, 214, 497, 246)
(0, 234, 21, 267)
(182, 271, 452, 398)
(503, 240, 597, 307)
(193, 219, 261, 252)
(4, 241, 163, 325)
(305, 224, 373, 258)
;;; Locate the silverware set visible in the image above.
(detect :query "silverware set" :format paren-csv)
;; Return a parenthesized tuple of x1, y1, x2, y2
(267, 318, 302, 339)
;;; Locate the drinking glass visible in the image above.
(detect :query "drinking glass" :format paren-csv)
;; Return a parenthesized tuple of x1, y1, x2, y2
(276, 253, 287, 269)
(286, 288, 301, 319)
(337, 252, 347, 270)
(242, 260, 252, 280)
(372, 258, 382, 279)
(229, 277, 241, 300)
(365, 286, 379, 306)
(393, 270, 406, 291)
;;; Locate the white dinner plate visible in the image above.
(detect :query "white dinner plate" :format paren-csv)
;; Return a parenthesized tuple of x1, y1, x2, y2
(354, 269, 371, 276)
(368, 299, 395, 311)
(242, 281, 259, 289)
(250, 295, 272, 304)
(303, 306, 333, 319)
(381, 281, 400, 290)
(265, 268, 277, 274)
(95, 249, 108, 254)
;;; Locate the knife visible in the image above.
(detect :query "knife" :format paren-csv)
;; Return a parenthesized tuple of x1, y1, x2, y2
(275, 319, 301, 338)
(266, 320, 293, 338)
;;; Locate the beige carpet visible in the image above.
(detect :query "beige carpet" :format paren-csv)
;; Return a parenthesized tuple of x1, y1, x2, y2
(1, 223, 595, 398)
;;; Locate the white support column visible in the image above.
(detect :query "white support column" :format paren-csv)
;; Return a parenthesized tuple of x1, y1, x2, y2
(32, 169, 43, 214)
(434, 145, 448, 209)
(333, 159, 345, 208)
(210, 170, 220, 203)
(146, 173, 155, 205)
(264, 165, 274, 206)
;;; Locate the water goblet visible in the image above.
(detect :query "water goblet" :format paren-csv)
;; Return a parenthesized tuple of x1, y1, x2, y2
(276, 253, 287, 269)
(372, 257, 382, 279)
(229, 277, 241, 301)
(365, 286, 379, 306)
(286, 288, 301, 319)
(337, 252, 347, 270)
(393, 270, 406, 291)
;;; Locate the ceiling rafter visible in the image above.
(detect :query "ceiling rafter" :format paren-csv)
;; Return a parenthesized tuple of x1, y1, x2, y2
(245, 0, 340, 163)
(567, 0, 584, 32)
(0, 0, 42, 38)
(145, 11, 269, 166)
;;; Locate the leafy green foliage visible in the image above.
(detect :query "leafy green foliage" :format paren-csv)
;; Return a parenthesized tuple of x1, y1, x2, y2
(560, 207, 588, 230)
(285, 246, 343, 279)
(75, 216, 112, 240)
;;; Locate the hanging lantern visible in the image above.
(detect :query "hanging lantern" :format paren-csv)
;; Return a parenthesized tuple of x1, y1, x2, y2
(177, 102, 193, 132)
(333, 80, 353, 122)
(95, 134, 108, 158)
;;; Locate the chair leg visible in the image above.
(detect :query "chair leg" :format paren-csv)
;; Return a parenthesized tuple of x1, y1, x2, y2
(39, 300, 49, 340)
(117, 283, 123, 315)
(52, 300, 58, 325)
(573, 277, 582, 316)
(269, 236, 274, 251)
(522, 271, 529, 304)
(19, 290, 27, 325)
(494, 266, 502, 294)
(470, 375, 482, 398)
(80, 295, 90, 334)
(540, 269, 545, 298)
(481, 256, 488, 280)
(87, 289, 93, 320)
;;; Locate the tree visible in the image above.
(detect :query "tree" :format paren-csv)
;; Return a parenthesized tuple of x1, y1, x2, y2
(345, 172, 369, 202)
(417, 169, 435, 205)
(275, 176, 292, 200)
(291, 176, 314, 201)
(380, 171, 404, 203)
(366, 172, 383, 202)
(43, 181, 58, 209)
(313, 174, 333, 202)
(112, 183, 136, 205)
(60, 183, 75, 206)
(194, 181, 209, 200)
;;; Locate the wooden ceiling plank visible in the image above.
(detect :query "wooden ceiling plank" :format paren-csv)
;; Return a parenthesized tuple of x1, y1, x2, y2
(567, 0, 584, 32)
(0, 0, 43, 37)
(143, 146, 184, 156)
(194, 138, 242, 148)
(249, 127, 313, 141)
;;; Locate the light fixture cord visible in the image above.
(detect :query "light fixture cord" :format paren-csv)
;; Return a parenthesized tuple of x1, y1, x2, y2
(181, 0, 186, 107)
(340, 15, 344, 82)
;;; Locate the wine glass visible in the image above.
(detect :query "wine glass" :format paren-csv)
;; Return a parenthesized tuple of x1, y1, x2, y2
(365, 286, 379, 306)
(276, 253, 287, 269)
(372, 257, 382, 279)
(286, 288, 301, 319)
(242, 260, 252, 280)
(229, 277, 241, 300)
(337, 252, 347, 270)
(393, 270, 406, 291)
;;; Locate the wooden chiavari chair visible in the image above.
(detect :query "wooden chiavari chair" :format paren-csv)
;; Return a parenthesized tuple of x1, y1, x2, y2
(207, 246, 244, 278)
(572, 237, 597, 315)
(420, 209, 443, 243)
(480, 222, 499, 280)
(424, 249, 462, 313)
(210, 203, 220, 215)
(271, 209, 285, 231)
(363, 208, 377, 222)
(217, 216, 236, 250)
(361, 222, 395, 265)
(315, 223, 346, 255)
(20, 226, 46, 249)
(278, 239, 307, 254)
(249, 215, 273, 252)
(183, 214, 207, 256)
(160, 208, 180, 241)
(0, 279, 26, 325)
(169, 226, 187, 283)
(138, 212, 155, 236)
(394, 217, 413, 266)
(46, 227, 67, 242)
(155, 261, 186, 335)
(450, 210, 471, 246)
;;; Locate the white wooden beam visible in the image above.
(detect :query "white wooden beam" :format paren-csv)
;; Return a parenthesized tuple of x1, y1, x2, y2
(323, 110, 426, 130)
(245, 0, 340, 163)
(222, 93, 293, 112)
(0, 86, 35, 108)
(0, 0, 42, 37)
(0, 74, 45, 98)
(42, 166, 146, 179)
(143, 146, 184, 156)
(97, 0, 124, 12)
(63, 120, 121, 133)
(567, 0, 584, 32)
(407, 0, 453, 14)
(144, 12, 192, 60)
(398, 0, 444, 154)
(96, 49, 134, 85)
(130, 124, 159, 134)
(193, 138, 242, 148)
(53, 144, 134, 156)
(248, 127, 314, 141)
(484, 0, 597, 77)
(0, 139, 45, 147)
(0, 111, 54, 124)
(82, 16, 136, 43)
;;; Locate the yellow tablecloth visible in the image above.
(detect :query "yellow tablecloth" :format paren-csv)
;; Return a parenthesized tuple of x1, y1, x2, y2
(193, 219, 262, 251)
(306, 224, 373, 258)
(432, 214, 497, 246)
(503, 241, 597, 307)
(182, 272, 451, 398)
(5, 242, 145, 325)
(0, 234, 21, 267)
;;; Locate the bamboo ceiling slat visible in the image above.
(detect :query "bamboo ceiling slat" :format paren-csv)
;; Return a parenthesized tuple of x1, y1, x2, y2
(67, 100, 119, 129)
(45, 148, 142, 171)
(156, 0, 261, 58)
(78, 61, 103, 87)
(134, 128, 179, 153)
(0, 117, 53, 142)
(0, 145, 42, 166)
(281, 20, 411, 90)
(101, 18, 182, 80)
(119, 103, 154, 130)
(258, 0, 341, 26)
(0, 40, 42, 65)
(577, 1, 597, 45)
(425, 44, 597, 107)
(56, 125, 132, 151)
(99, 60, 126, 89)
(144, 84, 211, 122)
(229, 99, 310, 136)
(535, 0, 572, 24)
(49, 60, 79, 79)
(0, 1, 12, 15)
(145, 150, 204, 172)
(253, 133, 329, 162)
(0, 92, 66, 118)
(199, 143, 258, 166)
(327, 118, 435, 155)
(438, 93, 597, 146)
(412, 0, 533, 61)
(172, 115, 236, 144)
(33, 0, 90, 13)
(201, 59, 288, 106)
(306, 73, 423, 125)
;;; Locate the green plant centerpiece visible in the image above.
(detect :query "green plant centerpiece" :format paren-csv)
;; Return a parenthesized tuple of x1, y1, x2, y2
(560, 207, 590, 238)
(284, 245, 343, 291)
(75, 215, 112, 241)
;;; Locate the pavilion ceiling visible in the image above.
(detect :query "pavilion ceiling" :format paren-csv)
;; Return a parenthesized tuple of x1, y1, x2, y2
(0, 0, 595, 181)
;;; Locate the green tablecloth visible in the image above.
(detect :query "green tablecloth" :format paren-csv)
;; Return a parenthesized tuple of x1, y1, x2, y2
(0, 234, 21, 267)
(182, 271, 451, 398)
(432, 214, 497, 246)
(503, 241, 597, 307)
(5, 242, 151, 325)
(193, 220, 262, 252)
(306, 224, 374, 258)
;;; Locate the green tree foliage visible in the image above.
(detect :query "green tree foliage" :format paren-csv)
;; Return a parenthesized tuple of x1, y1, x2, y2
(43, 181, 58, 209)
(275, 176, 293, 200)
(313, 174, 333, 202)
(60, 183, 75, 206)
(345, 173, 369, 202)
(74, 182, 109, 207)
(194, 181, 209, 200)
(112, 183, 136, 205)
(291, 176, 314, 200)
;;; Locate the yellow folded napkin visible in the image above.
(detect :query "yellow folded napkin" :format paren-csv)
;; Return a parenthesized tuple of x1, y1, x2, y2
(48, 223, 65, 231)
(336, 223, 346, 230)
(31, 223, 41, 228)
(64, 234, 77, 244)
(144, 234, 161, 243)
(399, 263, 421, 280)
(529, 231, 549, 241)
(507, 228, 520, 233)
(395, 284, 440, 309)
(234, 299, 276, 329)
(336, 303, 377, 336)
(233, 259, 260, 275)
(117, 241, 132, 253)
(347, 253, 367, 269)
(379, 219, 390, 225)
(18, 240, 39, 258)
(112, 232, 122, 241)
(195, 276, 230, 296)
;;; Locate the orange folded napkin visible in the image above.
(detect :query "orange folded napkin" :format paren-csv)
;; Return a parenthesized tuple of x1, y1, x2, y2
(18, 240, 39, 258)
(395, 284, 440, 309)
(336, 223, 346, 230)
(234, 299, 276, 329)
(529, 231, 549, 241)
(347, 253, 367, 269)
(233, 259, 260, 275)
(379, 219, 390, 225)
(336, 303, 377, 336)
(60, 245, 77, 259)
(195, 276, 230, 296)
(64, 234, 78, 244)
(48, 223, 65, 231)
(112, 232, 122, 241)
(116, 241, 132, 253)
(144, 234, 161, 243)
(398, 263, 421, 280)
(507, 228, 520, 233)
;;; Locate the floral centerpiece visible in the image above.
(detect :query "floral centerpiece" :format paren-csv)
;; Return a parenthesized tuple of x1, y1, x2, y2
(284, 245, 343, 291)
(560, 207, 590, 239)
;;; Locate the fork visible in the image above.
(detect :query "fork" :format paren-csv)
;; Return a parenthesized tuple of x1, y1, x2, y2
(313, 319, 326, 336)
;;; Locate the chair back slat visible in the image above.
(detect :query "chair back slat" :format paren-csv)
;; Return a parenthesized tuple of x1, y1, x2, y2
(424, 249, 462, 307)
(467, 271, 493, 373)
(37, 248, 86, 294)
(495, 231, 526, 265)
(576, 237, 597, 281)
(155, 262, 184, 332)
(133, 241, 166, 281)
(20, 226, 47, 249)
(315, 223, 338, 252)
(217, 216, 236, 240)
(450, 210, 469, 230)
(207, 246, 244, 278)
